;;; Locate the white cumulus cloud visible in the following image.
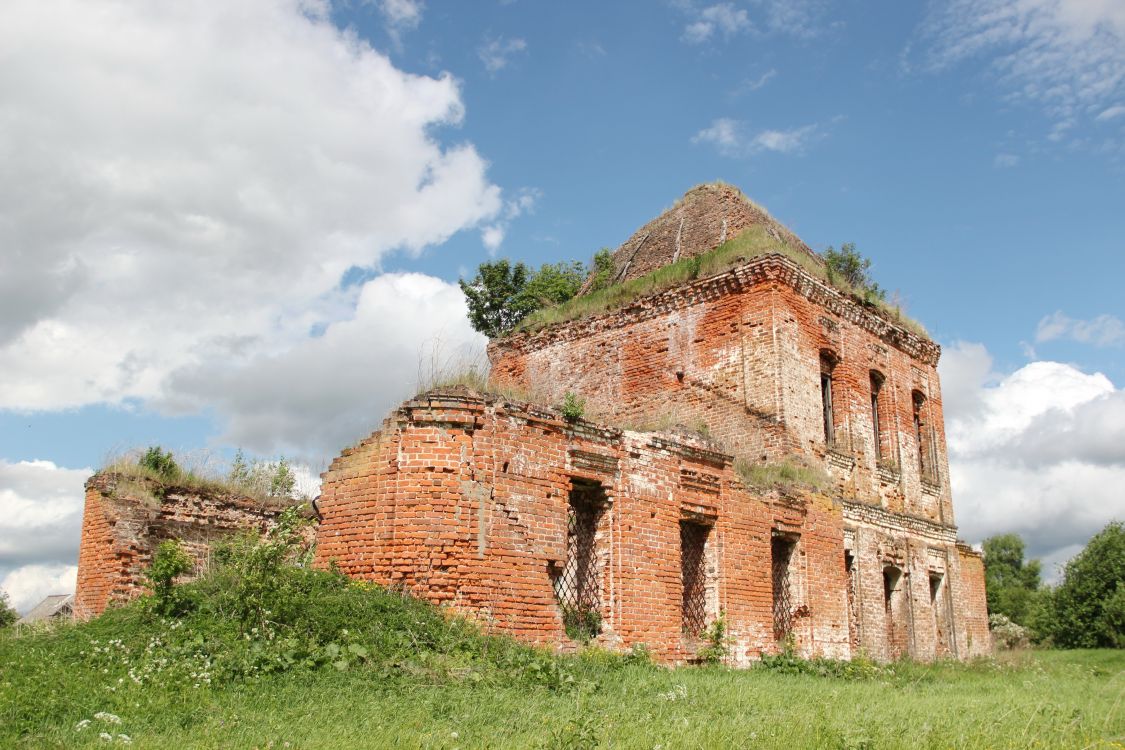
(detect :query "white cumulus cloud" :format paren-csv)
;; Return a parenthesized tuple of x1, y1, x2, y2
(0, 0, 503, 413)
(939, 342, 1125, 581)
(0, 459, 92, 613)
(160, 272, 487, 462)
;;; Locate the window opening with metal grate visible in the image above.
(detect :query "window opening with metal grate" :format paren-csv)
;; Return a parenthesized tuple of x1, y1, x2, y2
(680, 520, 710, 636)
(772, 534, 797, 641)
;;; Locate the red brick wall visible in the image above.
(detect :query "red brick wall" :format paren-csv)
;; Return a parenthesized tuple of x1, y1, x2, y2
(74, 474, 299, 618)
(490, 254, 952, 527)
(314, 390, 985, 663)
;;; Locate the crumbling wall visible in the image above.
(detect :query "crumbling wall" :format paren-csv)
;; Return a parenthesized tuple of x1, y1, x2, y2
(316, 390, 879, 664)
(74, 474, 300, 618)
(490, 254, 952, 526)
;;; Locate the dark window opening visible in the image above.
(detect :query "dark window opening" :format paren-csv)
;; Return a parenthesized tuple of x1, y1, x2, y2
(913, 391, 938, 483)
(552, 481, 606, 640)
(930, 571, 952, 656)
(883, 565, 907, 660)
(870, 371, 885, 460)
(680, 520, 710, 636)
(845, 551, 859, 650)
(772, 534, 798, 641)
(820, 353, 837, 446)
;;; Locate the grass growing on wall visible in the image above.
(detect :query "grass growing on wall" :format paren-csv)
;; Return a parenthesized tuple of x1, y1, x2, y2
(516, 224, 927, 337)
(2, 553, 1122, 749)
(734, 457, 832, 493)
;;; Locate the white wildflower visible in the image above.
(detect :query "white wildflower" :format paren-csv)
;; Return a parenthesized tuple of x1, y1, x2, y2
(94, 712, 122, 724)
(75, 719, 91, 731)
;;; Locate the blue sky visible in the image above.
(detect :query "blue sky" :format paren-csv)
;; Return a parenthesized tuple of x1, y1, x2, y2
(1, 0, 1123, 611)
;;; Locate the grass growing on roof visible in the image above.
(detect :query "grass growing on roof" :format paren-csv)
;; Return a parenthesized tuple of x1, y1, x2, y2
(516, 224, 927, 337)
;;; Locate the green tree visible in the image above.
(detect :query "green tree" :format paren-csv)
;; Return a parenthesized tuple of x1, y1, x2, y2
(983, 533, 1042, 624)
(823, 243, 885, 302)
(586, 248, 616, 293)
(459, 259, 586, 338)
(1046, 522, 1125, 648)
(459, 259, 533, 338)
(517, 261, 585, 310)
(0, 591, 18, 629)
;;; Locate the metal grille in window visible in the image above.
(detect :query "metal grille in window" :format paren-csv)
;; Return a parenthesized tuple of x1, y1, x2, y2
(680, 521, 709, 636)
(772, 536, 795, 641)
(553, 492, 601, 617)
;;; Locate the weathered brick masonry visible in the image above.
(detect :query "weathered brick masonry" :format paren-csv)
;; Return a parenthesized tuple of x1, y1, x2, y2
(75, 473, 298, 618)
(315, 390, 857, 664)
(74, 183, 990, 662)
(480, 248, 989, 660)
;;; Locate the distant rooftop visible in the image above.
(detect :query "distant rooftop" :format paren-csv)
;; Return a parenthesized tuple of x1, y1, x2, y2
(579, 182, 820, 294)
(17, 593, 73, 624)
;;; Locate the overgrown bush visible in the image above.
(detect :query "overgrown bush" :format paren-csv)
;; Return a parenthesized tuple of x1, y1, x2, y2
(989, 613, 1030, 650)
(823, 243, 885, 303)
(144, 540, 194, 617)
(0, 591, 17, 629)
(561, 605, 601, 643)
(698, 612, 730, 665)
(139, 446, 179, 481)
(560, 392, 585, 422)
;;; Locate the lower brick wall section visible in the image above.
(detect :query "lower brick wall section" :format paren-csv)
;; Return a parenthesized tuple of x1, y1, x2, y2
(314, 389, 989, 664)
(74, 474, 302, 618)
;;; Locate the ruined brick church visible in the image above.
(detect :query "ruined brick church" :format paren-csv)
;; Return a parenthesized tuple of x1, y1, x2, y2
(77, 183, 990, 664)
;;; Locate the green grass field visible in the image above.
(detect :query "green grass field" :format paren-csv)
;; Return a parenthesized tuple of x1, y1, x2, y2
(2, 564, 1121, 749)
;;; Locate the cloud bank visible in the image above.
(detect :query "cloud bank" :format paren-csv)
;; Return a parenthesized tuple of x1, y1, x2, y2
(940, 342, 1125, 581)
(0, 0, 502, 413)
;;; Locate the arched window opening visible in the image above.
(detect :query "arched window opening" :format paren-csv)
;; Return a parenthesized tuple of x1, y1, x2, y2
(912, 390, 937, 483)
(870, 371, 886, 461)
(820, 352, 838, 446)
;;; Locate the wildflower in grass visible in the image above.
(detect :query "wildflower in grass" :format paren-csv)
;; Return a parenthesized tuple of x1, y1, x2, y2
(94, 712, 122, 724)
(118, 735, 132, 744)
(100, 732, 113, 742)
(75, 719, 91, 731)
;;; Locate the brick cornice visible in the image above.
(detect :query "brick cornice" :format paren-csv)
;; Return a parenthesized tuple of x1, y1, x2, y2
(489, 253, 941, 366)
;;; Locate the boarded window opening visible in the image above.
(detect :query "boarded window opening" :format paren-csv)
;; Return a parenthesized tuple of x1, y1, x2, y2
(680, 520, 710, 636)
(772, 534, 798, 642)
(552, 481, 606, 640)
(820, 353, 837, 446)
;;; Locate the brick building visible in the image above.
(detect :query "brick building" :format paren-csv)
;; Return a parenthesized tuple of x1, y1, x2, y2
(314, 184, 991, 663)
(75, 183, 989, 661)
